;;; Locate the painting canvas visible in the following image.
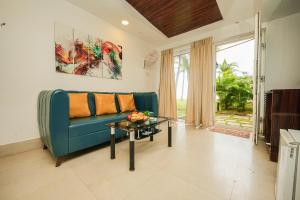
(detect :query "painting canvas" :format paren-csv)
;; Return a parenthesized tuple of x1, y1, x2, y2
(86, 35, 103, 77)
(102, 41, 122, 79)
(55, 23, 122, 79)
(55, 23, 74, 74)
(73, 29, 89, 75)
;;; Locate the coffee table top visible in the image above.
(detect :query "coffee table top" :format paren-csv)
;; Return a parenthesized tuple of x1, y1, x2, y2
(106, 116, 170, 131)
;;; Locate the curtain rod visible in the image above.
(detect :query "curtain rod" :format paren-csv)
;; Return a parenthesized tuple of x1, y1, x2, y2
(174, 52, 190, 57)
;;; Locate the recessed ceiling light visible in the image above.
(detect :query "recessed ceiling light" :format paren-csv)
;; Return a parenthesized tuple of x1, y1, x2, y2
(121, 20, 129, 26)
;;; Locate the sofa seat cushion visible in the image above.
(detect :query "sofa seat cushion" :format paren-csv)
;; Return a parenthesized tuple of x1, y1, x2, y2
(69, 112, 130, 138)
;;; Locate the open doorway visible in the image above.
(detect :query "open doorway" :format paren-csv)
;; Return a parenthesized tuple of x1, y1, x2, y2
(174, 49, 190, 120)
(212, 37, 254, 138)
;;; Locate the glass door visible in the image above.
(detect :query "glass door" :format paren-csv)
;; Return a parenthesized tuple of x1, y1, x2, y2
(214, 38, 255, 139)
(174, 51, 190, 120)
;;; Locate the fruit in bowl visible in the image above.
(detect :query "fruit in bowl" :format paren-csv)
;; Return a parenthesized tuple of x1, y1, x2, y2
(127, 112, 149, 123)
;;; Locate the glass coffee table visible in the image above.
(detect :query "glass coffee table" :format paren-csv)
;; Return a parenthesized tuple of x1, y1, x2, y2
(106, 116, 172, 171)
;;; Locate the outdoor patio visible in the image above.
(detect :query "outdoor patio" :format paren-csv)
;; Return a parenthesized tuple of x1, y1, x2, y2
(176, 100, 253, 139)
(215, 113, 253, 131)
(209, 113, 253, 138)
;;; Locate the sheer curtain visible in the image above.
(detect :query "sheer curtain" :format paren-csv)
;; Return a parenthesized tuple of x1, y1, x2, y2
(158, 49, 177, 118)
(186, 37, 213, 127)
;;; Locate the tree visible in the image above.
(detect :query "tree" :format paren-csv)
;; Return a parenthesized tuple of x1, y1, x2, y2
(174, 54, 189, 100)
(216, 59, 238, 75)
(180, 55, 189, 99)
(233, 75, 253, 111)
(216, 60, 238, 110)
(175, 57, 180, 91)
(216, 59, 253, 112)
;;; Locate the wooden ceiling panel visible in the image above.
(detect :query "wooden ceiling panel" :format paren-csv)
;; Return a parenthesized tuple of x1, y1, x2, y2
(126, 0, 223, 37)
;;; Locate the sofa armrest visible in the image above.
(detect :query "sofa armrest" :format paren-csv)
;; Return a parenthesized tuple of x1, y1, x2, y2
(38, 89, 69, 158)
(49, 90, 69, 157)
(133, 92, 158, 116)
(151, 92, 158, 116)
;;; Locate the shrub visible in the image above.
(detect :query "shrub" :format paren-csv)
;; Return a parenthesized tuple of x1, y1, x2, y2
(216, 60, 253, 112)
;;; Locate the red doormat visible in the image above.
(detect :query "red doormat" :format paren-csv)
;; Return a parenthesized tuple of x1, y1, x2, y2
(208, 127, 251, 139)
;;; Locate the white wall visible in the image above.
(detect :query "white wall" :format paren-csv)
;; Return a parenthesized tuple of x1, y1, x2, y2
(0, 0, 157, 145)
(265, 12, 300, 91)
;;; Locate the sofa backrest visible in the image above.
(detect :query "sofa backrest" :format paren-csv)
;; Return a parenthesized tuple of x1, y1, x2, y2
(65, 90, 158, 116)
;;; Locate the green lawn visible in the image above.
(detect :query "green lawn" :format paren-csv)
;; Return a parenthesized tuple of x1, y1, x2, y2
(176, 99, 253, 130)
(177, 99, 187, 119)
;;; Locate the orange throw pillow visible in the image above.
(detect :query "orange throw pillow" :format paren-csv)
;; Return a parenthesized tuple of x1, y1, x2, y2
(94, 93, 117, 115)
(117, 94, 136, 112)
(68, 93, 91, 118)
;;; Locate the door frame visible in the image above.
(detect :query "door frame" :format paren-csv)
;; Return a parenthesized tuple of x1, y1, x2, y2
(253, 12, 262, 145)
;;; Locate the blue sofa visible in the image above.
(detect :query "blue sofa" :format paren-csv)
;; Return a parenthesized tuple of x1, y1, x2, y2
(37, 89, 158, 166)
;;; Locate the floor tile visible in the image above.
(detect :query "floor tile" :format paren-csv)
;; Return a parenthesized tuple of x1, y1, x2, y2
(0, 122, 276, 200)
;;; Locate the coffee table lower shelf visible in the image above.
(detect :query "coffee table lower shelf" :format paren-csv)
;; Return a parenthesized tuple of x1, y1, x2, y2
(107, 118, 172, 171)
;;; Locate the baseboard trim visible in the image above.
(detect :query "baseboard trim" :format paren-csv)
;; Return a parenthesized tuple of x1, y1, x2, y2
(0, 138, 42, 158)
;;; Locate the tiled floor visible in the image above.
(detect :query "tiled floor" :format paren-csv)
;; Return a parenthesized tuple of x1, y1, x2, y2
(0, 122, 276, 200)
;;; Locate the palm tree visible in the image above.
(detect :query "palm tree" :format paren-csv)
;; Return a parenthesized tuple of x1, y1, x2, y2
(216, 59, 239, 110)
(175, 57, 181, 92)
(216, 59, 253, 111)
(180, 55, 189, 99)
(174, 55, 189, 99)
(217, 59, 238, 76)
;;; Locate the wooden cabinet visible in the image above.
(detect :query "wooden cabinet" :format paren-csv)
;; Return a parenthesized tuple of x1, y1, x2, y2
(263, 89, 300, 162)
(264, 92, 272, 144)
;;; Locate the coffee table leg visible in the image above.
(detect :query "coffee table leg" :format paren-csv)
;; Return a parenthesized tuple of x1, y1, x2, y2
(150, 135, 153, 141)
(111, 127, 115, 159)
(168, 120, 172, 147)
(129, 131, 135, 171)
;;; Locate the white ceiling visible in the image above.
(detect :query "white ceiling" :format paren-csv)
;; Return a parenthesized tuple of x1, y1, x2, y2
(65, 0, 299, 46)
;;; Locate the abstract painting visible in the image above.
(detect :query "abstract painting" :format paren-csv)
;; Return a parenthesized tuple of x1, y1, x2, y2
(73, 29, 90, 75)
(87, 35, 103, 77)
(102, 41, 122, 79)
(55, 23, 74, 74)
(55, 23, 122, 79)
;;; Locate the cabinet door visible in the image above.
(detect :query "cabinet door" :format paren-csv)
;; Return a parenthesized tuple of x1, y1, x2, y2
(296, 150, 300, 200)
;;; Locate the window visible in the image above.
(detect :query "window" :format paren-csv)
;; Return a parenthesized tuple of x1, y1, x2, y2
(174, 51, 190, 119)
